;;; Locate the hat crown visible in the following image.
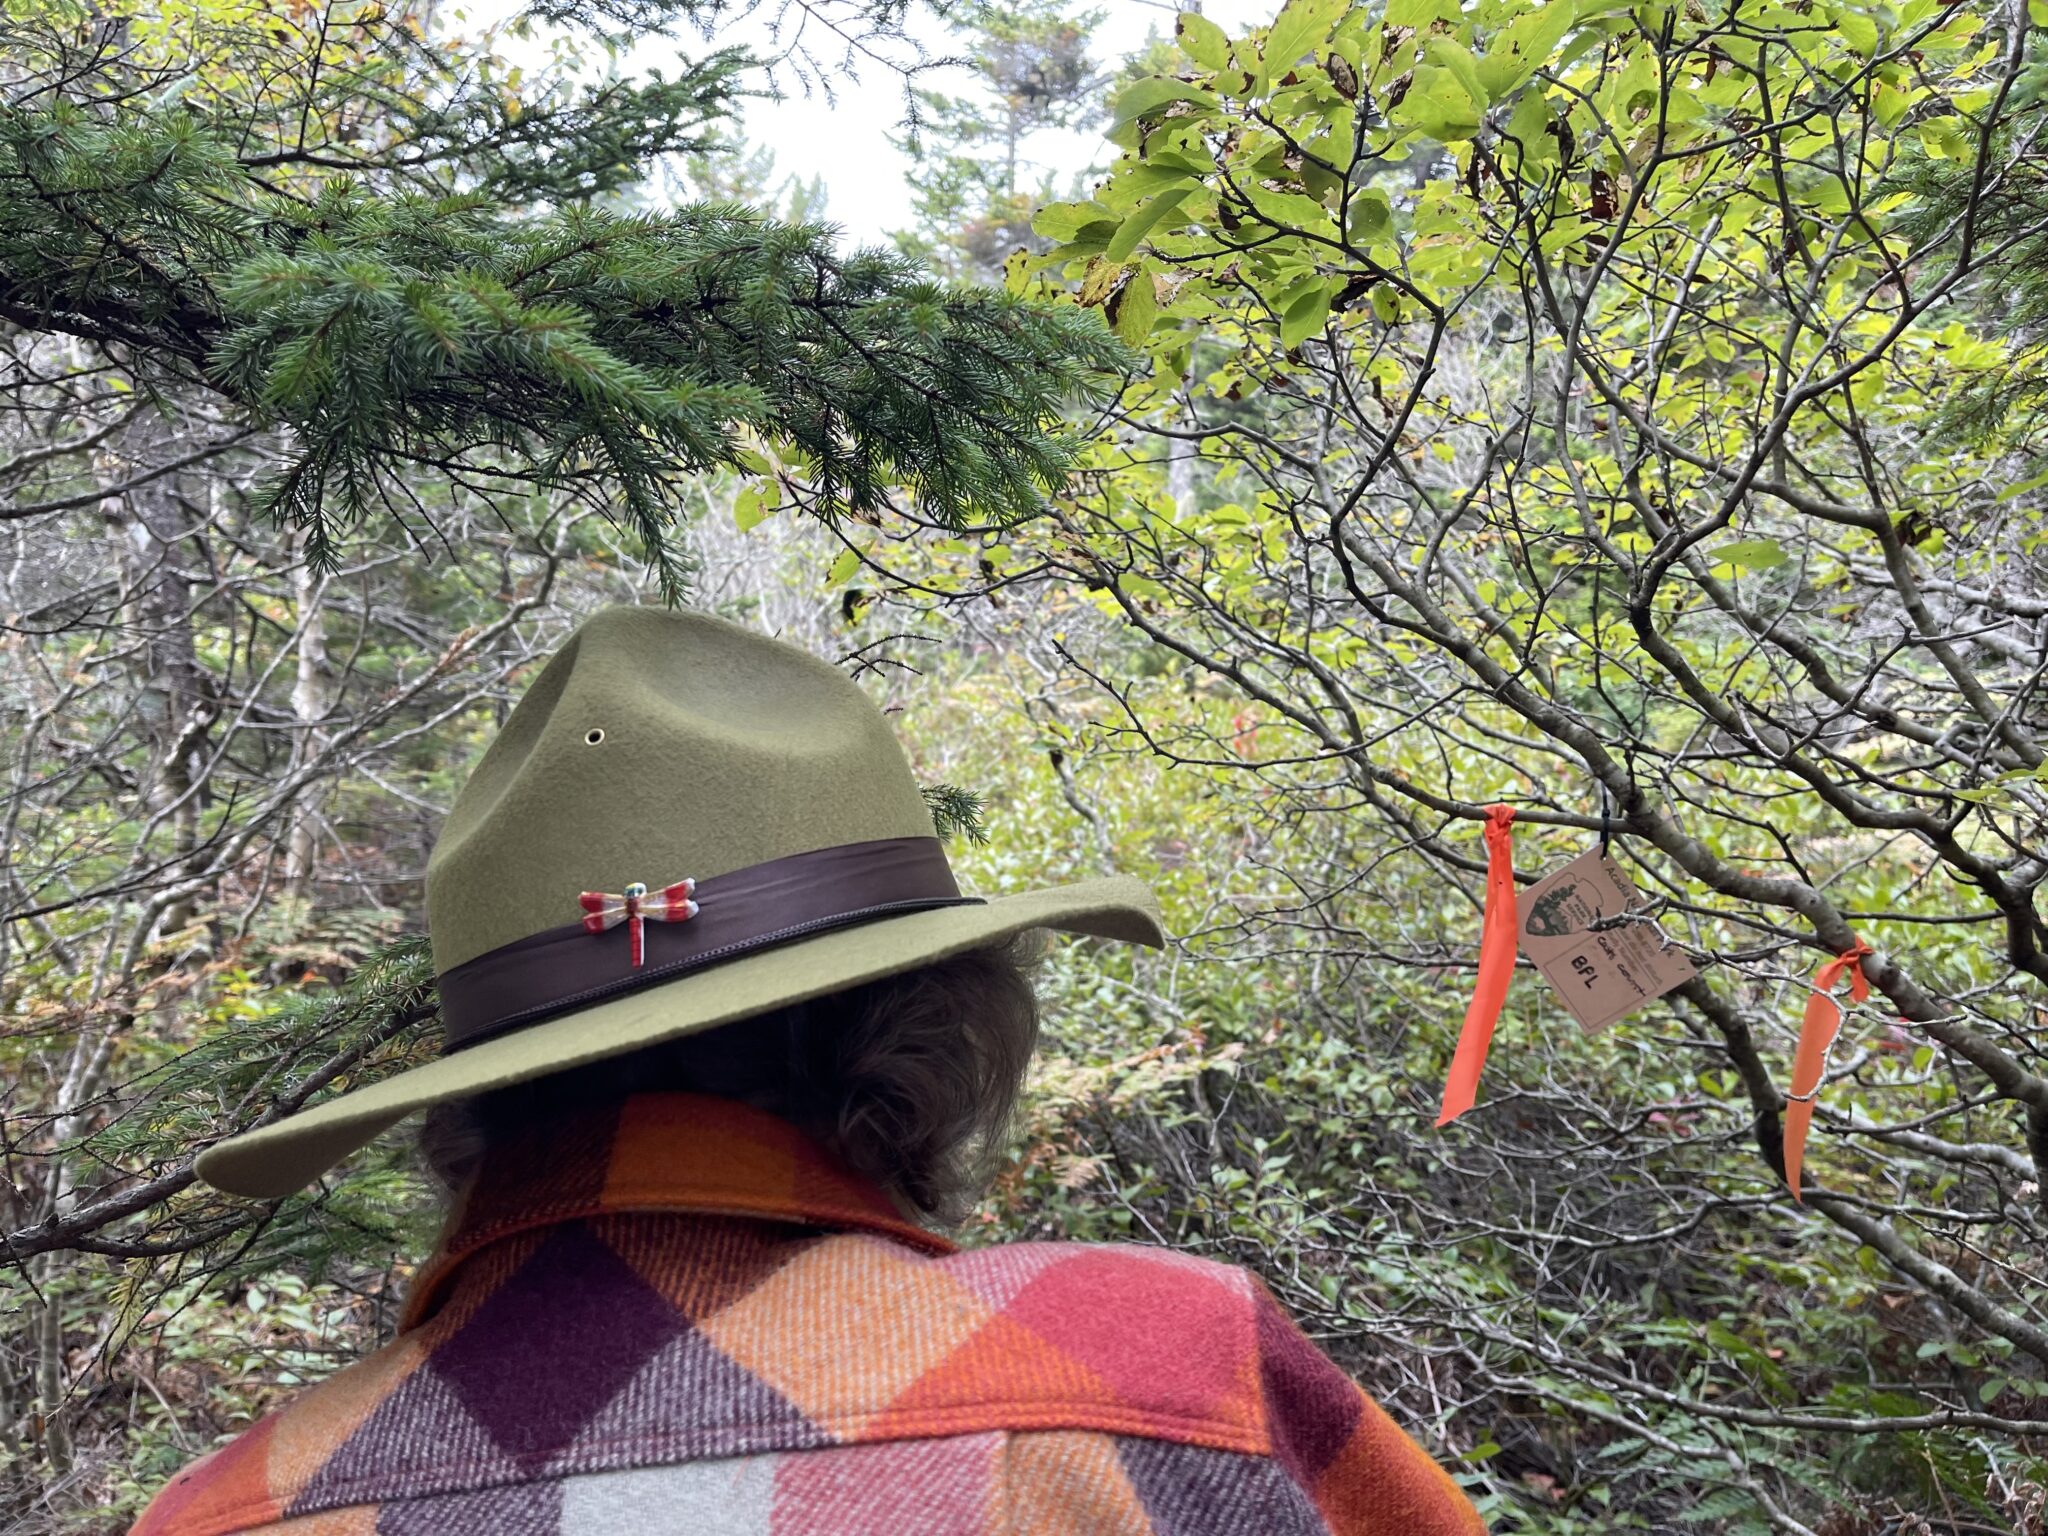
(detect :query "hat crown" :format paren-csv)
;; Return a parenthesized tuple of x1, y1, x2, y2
(426, 607, 936, 973)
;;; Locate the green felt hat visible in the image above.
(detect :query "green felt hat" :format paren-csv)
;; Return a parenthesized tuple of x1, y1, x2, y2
(197, 606, 1164, 1198)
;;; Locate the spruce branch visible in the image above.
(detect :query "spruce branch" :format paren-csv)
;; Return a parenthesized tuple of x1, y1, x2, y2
(0, 16, 1133, 597)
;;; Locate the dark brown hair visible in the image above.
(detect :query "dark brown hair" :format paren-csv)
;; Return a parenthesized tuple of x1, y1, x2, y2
(417, 932, 1045, 1226)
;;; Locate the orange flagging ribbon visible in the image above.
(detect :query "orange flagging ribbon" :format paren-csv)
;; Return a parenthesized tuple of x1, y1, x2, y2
(1782, 939, 1873, 1201)
(1437, 804, 1518, 1126)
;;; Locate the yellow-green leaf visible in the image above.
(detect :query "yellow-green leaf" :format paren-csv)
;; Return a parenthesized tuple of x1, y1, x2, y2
(1426, 36, 1488, 111)
(1108, 77, 1217, 133)
(1109, 269, 1159, 343)
(1245, 185, 1336, 235)
(1078, 258, 1129, 307)
(1104, 189, 1192, 262)
(1177, 9, 1231, 69)
(1386, 0, 1459, 22)
(1715, 538, 1788, 570)
(1033, 200, 1117, 241)
(1266, 0, 1348, 73)
(733, 479, 780, 533)
(1392, 65, 1484, 142)
(1871, 79, 1912, 127)
(1834, 6, 1879, 55)
(1503, 90, 1558, 166)
(1917, 115, 1970, 160)
(1476, 0, 1580, 100)
(1280, 284, 1332, 349)
(1346, 186, 1394, 243)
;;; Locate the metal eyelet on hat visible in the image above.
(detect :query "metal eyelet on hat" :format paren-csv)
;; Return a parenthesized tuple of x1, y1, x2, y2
(585, 728, 606, 745)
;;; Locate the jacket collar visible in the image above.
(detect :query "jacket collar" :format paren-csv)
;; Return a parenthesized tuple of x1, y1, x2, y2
(402, 1091, 955, 1330)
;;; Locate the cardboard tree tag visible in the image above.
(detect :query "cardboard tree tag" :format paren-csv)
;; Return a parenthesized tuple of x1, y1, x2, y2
(1517, 849, 1696, 1034)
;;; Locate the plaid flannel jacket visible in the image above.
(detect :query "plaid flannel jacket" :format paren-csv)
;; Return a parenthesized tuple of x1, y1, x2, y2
(134, 1093, 1486, 1536)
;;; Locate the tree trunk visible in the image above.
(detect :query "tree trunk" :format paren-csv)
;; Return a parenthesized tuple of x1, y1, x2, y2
(285, 544, 331, 899)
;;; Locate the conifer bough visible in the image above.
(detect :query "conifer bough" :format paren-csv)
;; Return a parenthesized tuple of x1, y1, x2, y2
(0, 69, 1129, 595)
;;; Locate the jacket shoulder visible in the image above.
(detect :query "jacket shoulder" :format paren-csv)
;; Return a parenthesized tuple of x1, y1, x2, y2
(1231, 1268, 1488, 1536)
(770, 1236, 1261, 1458)
(928, 1238, 1484, 1536)
(129, 1330, 426, 1536)
(936, 1236, 1261, 1322)
(130, 1427, 272, 1536)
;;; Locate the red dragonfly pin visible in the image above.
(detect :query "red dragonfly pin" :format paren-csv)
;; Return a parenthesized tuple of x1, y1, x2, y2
(579, 879, 698, 968)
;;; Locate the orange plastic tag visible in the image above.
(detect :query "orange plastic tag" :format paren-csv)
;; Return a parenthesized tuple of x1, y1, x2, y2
(1437, 805, 1518, 1126)
(1782, 939, 1873, 1200)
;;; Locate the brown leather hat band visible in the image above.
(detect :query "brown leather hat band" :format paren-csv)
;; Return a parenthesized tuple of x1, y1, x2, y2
(437, 836, 980, 1052)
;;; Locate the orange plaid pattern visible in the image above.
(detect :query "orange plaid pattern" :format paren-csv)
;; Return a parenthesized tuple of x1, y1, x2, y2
(135, 1094, 1486, 1535)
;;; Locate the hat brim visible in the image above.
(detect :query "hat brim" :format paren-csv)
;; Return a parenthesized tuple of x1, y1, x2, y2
(195, 876, 1164, 1199)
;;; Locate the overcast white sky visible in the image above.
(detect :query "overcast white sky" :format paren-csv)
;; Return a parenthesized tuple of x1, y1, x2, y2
(458, 1, 1276, 244)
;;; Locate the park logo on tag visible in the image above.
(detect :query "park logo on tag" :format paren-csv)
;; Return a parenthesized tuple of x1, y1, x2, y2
(1517, 849, 1695, 1034)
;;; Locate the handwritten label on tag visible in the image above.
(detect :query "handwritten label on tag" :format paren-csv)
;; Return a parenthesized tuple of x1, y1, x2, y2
(1517, 849, 1695, 1034)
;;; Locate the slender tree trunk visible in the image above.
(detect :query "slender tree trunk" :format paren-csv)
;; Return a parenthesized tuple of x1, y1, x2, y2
(285, 546, 331, 899)
(26, 409, 213, 1470)
(103, 415, 214, 940)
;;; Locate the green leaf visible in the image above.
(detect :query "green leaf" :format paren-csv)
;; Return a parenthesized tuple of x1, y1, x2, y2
(827, 546, 861, 586)
(1503, 90, 1559, 167)
(1834, 6, 1879, 55)
(1386, 0, 1458, 22)
(1271, 268, 1324, 309)
(1032, 200, 1117, 241)
(1346, 186, 1394, 243)
(1476, 1, 1580, 100)
(1715, 539, 1789, 570)
(1054, 221, 1125, 260)
(1177, 9, 1232, 69)
(1109, 269, 1159, 344)
(733, 478, 780, 532)
(1996, 469, 2048, 502)
(1149, 145, 1220, 175)
(1281, 283, 1332, 349)
(1391, 65, 1484, 142)
(1108, 77, 1217, 134)
(1245, 185, 1336, 235)
(1917, 115, 1970, 160)
(1426, 36, 1489, 111)
(1103, 189, 1192, 263)
(1870, 79, 1911, 128)
(1120, 165, 1204, 198)
(1266, 0, 1349, 73)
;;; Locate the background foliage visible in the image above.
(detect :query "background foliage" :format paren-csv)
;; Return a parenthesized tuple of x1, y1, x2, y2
(6, 0, 2048, 1532)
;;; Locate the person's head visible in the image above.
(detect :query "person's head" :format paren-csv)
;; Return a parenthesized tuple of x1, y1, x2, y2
(195, 609, 1159, 1204)
(417, 932, 1046, 1226)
